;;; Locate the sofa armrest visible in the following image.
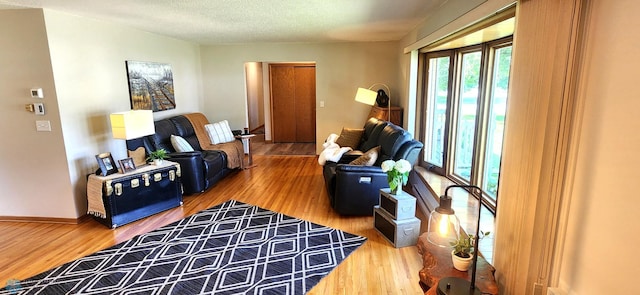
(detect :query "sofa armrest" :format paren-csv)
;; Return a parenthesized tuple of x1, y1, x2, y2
(167, 151, 202, 158)
(335, 164, 385, 174)
(166, 151, 206, 194)
(336, 150, 364, 164)
(333, 164, 389, 215)
(335, 164, 388, 191)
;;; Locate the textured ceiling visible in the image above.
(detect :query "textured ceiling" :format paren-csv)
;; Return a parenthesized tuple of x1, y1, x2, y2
(0, 0, 444, 44)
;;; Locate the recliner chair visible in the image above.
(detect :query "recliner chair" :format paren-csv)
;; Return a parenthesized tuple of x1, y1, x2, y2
(322, 118, 423, 215)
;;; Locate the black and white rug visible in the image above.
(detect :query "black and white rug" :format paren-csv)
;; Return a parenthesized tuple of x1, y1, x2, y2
(8, 200, 367, 294)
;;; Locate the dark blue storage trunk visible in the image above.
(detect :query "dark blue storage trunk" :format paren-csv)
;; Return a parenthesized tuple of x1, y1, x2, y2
(92, 163, 182, 229)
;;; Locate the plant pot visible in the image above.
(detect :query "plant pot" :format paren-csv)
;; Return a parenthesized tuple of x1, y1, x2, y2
(153, 159, 164, 166)
(451, 250, 473, 271)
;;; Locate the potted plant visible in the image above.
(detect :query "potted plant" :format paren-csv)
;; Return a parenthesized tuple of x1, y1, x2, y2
(450, 231, 490, 271)
(147, 149, 168, 165)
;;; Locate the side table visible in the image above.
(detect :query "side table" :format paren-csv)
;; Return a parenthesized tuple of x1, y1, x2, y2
(373, 189, 421, 248)
(416, 232, 498, 294)
(368, 105, 403, 126)
(236, 134, 256, 169)
(87, 161, 183, 228)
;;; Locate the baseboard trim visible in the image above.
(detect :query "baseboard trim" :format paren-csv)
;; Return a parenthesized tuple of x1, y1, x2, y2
(0, 214, 90, 224)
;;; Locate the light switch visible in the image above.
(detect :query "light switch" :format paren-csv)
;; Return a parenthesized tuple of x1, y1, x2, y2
(36, 120, 51, 132)
(320, 101, 325, 108)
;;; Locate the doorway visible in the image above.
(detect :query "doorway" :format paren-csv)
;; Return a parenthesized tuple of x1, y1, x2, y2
(244, 62, 316, 145)
(244, 62, 265, 134)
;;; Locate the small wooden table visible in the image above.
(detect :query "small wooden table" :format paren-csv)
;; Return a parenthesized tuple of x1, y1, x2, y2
(236, 134, 256, 169)
(368, 105, 403, 126)
(417, 233, 498, 294)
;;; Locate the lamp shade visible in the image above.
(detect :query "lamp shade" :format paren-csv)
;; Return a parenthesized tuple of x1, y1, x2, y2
(110, 110, 155, 140)
(426, 195, 461, 247)
(354, 87, 377, 106)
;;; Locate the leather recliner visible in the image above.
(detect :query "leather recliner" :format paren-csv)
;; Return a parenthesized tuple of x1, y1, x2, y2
(126, 115, 237, 195)
(322, 118, 423, 215)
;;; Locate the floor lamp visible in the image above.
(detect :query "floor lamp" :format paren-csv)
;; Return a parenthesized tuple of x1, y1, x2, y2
(427, 184, 485, 295)
(354, 83, 391, 121)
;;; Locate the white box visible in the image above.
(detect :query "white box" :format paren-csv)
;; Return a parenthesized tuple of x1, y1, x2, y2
(374, 206, 420, 248)
(379, 189, 416, 220)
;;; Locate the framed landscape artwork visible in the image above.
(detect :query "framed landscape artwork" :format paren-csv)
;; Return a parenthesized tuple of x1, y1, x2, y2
(125, 61, 175, 112)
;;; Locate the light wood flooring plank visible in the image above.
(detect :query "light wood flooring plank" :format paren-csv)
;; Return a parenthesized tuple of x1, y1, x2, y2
(0, 155, 425, 294)
(251, 134, 317, 156)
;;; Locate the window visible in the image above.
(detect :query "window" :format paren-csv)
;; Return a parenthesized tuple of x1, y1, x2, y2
(419, 37, 513, 211)
(423, 53, 451, 172)
(453, 49, 482, 182)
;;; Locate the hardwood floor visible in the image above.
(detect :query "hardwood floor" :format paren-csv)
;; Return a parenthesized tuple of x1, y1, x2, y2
(0, 155, 426, 294)
(251, 134, 317, 156)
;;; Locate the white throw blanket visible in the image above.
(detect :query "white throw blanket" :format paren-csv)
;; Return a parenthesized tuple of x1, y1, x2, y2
(318, 133, 352, 165)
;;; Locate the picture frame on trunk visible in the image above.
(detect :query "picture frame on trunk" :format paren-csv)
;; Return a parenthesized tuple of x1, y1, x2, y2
(96, 152, 118, 176)
(118, 157, 136, 173)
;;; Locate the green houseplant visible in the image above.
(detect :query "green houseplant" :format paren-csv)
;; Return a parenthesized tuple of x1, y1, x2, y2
(450, 231, 490, 271)
(147, 149, 168, 165)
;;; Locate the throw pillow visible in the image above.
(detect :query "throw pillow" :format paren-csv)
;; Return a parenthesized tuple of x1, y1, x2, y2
(335, 128, 364, 149)
(205, 120, 235, 144)
(170, 135, 194, 152)
(129, 146, 147, 166)
(349, 146, 380, 166)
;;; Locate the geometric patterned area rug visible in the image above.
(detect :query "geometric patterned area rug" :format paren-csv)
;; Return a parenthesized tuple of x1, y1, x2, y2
(7, 200, 367, 295)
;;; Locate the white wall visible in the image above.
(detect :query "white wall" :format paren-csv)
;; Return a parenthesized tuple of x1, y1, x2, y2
(0, 9, 204, 219)
(42, 10, 204, 217)
(0, 9, 75, 219)
(244, 62, 264, 131)
(199, 42, 400, 153)
(558, 0, 640, 293)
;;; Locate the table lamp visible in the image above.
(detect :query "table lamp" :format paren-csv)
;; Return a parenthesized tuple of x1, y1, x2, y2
(354, 83, 391, 121)
(110, 110, 155, 166)
(427, 184, 485, 295)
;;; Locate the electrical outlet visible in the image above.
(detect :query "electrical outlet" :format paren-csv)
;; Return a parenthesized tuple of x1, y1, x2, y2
(36, 120, 51, 132)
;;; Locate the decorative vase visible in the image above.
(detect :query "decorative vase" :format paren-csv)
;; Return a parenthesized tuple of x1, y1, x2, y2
(451, 250, 473, 271)
(381, 159, 411, 195)
(153, 159, 163, 165)
(389, 176, 402, 194)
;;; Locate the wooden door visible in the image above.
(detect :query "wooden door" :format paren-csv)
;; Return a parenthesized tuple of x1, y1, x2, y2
(270, 64, 316, 143)
(294, 66, 316, 142)
(270, 65, 296, 142)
